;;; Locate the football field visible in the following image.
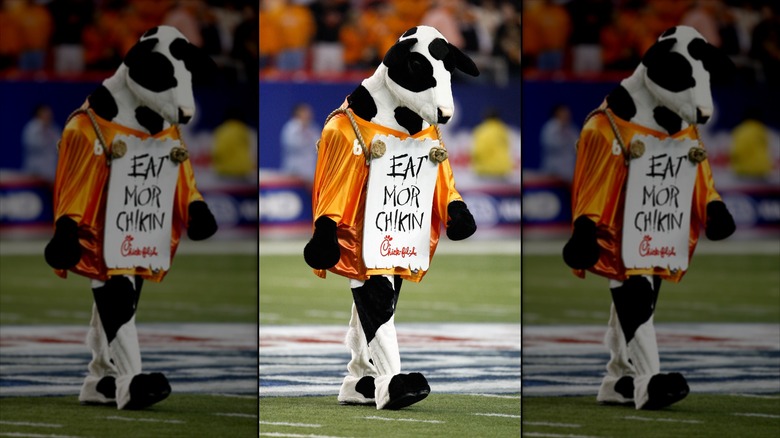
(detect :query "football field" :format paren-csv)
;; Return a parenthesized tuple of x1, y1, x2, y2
(259, 240, 522, 437)
(0, 240, 258, 437)
(522, 239, 780, 438)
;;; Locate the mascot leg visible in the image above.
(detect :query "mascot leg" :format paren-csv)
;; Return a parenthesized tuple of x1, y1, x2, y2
(90, 276, 171, 410)
(338, 303, 378, 405)
(596, 302, 635, 405)
(79, 303, 119, 405)
(607, 276, 689, 410)
(349, 275, 430, 410)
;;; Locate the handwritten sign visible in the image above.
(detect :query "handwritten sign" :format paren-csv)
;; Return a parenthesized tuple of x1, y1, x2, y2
(363, 134, 440, 272)
(622, 134, 698, 271)
(104, 134, 180, 271)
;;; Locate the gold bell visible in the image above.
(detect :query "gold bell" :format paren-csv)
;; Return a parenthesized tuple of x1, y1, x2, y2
(111, 140, 127, 159)
(170, 146, 189, 164)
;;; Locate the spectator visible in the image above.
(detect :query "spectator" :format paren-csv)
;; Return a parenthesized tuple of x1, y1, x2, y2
(232, 3, 259, 81)
(164, 0, 206, 48)
(11, 0, 53, 71)
(540, 104, 579, 183)
(494, 1, 521, 76)
(280, 103, 320, 185)
(264, 0, 315, 72)
(48, 0, 94, 74)
(471, 109, 513, 179)
(0, 5, 23, 70)
(567, 0, 612, 74)
(310, 0, 349, 73)
(22, 104, 60, 184)
(750, 3, 780, 86)
(523, 0, 570, 71)
(730, 107, 773, 180)
(212, 107, 255, 180)
(422, 0, 465, 49)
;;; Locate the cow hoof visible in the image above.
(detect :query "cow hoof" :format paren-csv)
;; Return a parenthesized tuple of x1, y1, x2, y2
(383, 373, 430, 410)
(643, 373, 689, 410)
(123, 373, 171, 410)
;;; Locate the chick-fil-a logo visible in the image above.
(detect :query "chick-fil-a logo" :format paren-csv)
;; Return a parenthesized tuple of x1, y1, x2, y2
(379, 235, 418, 258)
(120, 235, 159, 258)
(638, 235, 676, 258)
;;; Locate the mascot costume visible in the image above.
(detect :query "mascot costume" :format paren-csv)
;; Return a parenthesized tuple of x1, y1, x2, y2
(563, 26, 736, 410)
(45, 26, 218, 410)
(304, 26, 479, 410)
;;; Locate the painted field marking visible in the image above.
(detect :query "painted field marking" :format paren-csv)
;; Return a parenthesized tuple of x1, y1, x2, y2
(523, 432, 604, 438)
(623, 415, 702, 424)
(470, 393, 521, 399)
(213, 413, 256, 418)
(0, 422, 62, 429)
(523, 421, 580, 428)
(0, 433, 83, 438)
(474, 413, 521, 419)
(733, 413, 780, 419)
(103, 416, 185, 424)
(361, 416, 444, 424)
(259, 433, 347, 438)
(259, 421, 322, 428)
(732, 393, 780, 400)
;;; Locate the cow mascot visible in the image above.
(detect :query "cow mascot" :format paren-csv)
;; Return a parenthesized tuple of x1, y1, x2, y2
(44, 26, 218, 410)
(304, 26, 479, 410)
(563, 26, 736, 410)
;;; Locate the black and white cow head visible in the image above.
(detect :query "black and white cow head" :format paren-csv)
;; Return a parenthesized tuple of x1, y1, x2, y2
(88, 26, 216, 135)
(348, 26, 479, 135)
(607, 26, 734, 134)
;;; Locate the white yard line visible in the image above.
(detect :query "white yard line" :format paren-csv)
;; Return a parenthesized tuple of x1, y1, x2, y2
(214, 413, 257, 418)
(361, 416, 444, 424)
(0, 434, 83, 438)
(523, 433, 604, 438)
(103, 416, 185, 424)
(523, 421, 580, 428)
(259, 421, 322, 428)
(733, 413, 780, 419)
(623, 415, 702, 424)
(474, 413, 521, 419)
(0, 423, 61, 429)
(259, 434, 348, 438)
(469, 394, 521, 399)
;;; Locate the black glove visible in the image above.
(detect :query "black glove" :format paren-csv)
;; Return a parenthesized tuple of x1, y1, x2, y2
(563, 216, 601, 269)
(187, 200, 218, 241)
(304, 216, 341, 269)
(446, 200, 477, 241)
(44, 216, 82, 269)
(705, 200, 736, 241)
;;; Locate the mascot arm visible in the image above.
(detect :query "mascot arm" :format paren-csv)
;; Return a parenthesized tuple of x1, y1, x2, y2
(693, 159, 735, 241)
(45, 126, 96, 270)
(304, 126, 358, 269)
(563, 126, 617, 269)
(176, 159, 217, 241)
(434, 159, 476, 241)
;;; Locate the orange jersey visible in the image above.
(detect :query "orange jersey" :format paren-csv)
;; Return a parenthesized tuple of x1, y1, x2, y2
(52, 109, 203, 282)
(571, 109, 722, 282)
(312, 111, 463, 282)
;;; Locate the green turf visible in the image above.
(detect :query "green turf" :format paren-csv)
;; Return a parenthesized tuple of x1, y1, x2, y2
(0, 254, 257, 325)
(260, 394, 520, 437)
(523, 254, 780, 325)
(523, 394, 780, 438)
(0, 394, 257, 437)
(259, 254, 521, 325)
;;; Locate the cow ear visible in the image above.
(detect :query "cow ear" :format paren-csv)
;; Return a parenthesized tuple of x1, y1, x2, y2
(383, 38, 417, 69)
(687, 38, 735, 85)
(170, 38, 217, 85)
(124, 38, 157, 69)
(641, 37, 676, 70)
(447, 43, 479, 77)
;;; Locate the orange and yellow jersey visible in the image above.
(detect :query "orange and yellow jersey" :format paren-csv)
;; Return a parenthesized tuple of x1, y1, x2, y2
(52, 108, 203, 282)
(571, 108, 722, 282)
(312, 111, 463, 282)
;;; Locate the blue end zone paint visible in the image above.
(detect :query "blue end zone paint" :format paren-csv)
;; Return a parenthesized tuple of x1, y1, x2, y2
(0, 324, 256, 397)
(523, 323, 780, 397)
(260, 323, 521, 397)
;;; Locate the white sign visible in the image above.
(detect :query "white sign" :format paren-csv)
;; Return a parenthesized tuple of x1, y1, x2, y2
(622, 134, 699, 271)
(363, 134, 440, 272)
(104, 134, 180, 271)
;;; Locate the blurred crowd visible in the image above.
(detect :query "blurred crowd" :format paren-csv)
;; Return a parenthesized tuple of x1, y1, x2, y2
(260, 0, 521, 84)
(0, 0, 258, 82)
(523, 0, 780, 85)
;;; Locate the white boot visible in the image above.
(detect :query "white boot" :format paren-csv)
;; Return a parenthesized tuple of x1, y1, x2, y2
(79, 304, 118, 405)
(597, 304, 635, 405)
